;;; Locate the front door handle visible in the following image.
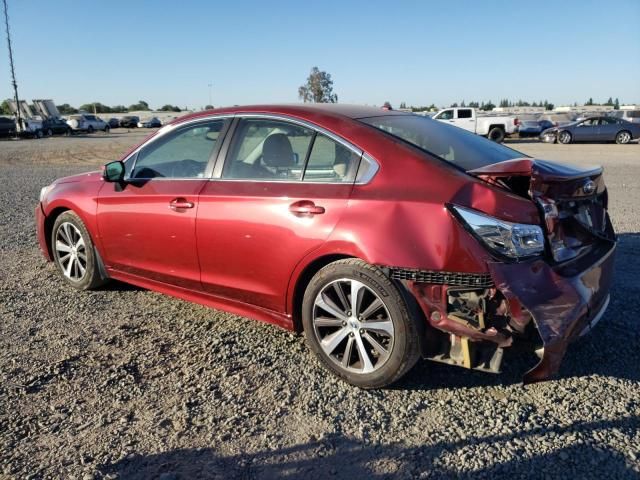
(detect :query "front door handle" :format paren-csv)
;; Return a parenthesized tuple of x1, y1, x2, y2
(169, 198, 194, 210)
(289, 200, 325, 216)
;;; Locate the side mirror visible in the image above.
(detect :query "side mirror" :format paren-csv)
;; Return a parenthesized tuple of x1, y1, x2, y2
(103, 160, 125, 182)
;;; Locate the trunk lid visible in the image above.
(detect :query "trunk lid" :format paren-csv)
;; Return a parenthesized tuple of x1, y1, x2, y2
(468, 158, 615, 262)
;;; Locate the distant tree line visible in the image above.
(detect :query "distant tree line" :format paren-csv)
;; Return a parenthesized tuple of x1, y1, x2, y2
(585, 97, 620, 109)
(55, 100, 182, 115)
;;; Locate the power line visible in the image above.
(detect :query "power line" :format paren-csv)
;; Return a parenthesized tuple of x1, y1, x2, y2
(3, 0, 21, 130)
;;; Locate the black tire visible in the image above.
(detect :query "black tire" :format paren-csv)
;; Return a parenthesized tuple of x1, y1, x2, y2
(104, 126, 110, 133)
(65, 128, 72, 136)
(558, 130, 572, 144)
(46, 128, 53, 137)
(51, 211, 107, 290)
(615, 130, 632, 145)
(87, 125, 95, 134)
(487, 127, 505, 143)
(35, 129, 44, 139)
(302, 259, 421, 389)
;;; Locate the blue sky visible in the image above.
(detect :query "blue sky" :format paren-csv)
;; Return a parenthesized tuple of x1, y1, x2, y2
(2, 0, 639, 109)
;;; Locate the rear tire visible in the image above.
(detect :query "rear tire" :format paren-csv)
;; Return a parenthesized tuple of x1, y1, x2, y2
(46, 128, 53, 137)
(302, 259, 420, 389)
(558, 130, 572, 144)
(488, 127, 505, 143)
(52, 211, 107, 290)
(87, 126, 94, 134)
(615, 130, 631, 144)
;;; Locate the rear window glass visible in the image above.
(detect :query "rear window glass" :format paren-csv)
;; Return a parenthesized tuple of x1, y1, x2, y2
(358, 114, 525, 171)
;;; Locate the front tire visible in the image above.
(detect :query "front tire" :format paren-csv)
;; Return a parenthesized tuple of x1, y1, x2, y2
(558, 130, 572, 144)
(302, 259, 420, 389)
(52, 211, 106, 290)
(615, 130, 631, 144)
(87, 126, 95, 134)
(487, 127, 505, 143)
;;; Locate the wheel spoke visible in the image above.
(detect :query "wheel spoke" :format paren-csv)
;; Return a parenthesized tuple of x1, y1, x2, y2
(315, 294, 347, 321)
(76, 259, 86, 276)
(363, 332, 389, 359)
(64, 256, 74, 277)
(75, 236, 85, 249)
(63, 223, 75, 245)
(314, 317, 344, 328)
(56, 241, 72, 253)
(354, 334, 374, 373)
(320, 327, 349, 355)
(360, 297, 383, 320)
(342, 336, 354, 368)
(363, 319, 394, 336)
(350, 280, 365, 315)
(333, 282, 350, 312)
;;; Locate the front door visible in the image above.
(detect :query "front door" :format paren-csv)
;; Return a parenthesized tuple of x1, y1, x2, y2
(97, 119, 228, 289)
(196, 117, 361, 312)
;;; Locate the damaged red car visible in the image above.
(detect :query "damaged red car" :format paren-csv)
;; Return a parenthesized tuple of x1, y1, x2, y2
(35, 105, 616, 388)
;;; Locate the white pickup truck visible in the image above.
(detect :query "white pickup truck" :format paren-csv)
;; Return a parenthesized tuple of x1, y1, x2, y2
(432, 107, 518, 142)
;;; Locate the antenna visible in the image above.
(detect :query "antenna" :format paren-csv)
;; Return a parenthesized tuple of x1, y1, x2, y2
(2, 0, 21, 131)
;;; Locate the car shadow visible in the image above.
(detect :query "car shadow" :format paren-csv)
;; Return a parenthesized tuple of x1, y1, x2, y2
(98, 416, 638, 479)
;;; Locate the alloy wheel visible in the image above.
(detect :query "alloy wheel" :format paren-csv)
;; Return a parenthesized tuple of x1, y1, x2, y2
(559, 131, 571, 144)
(312, 278, 395, 374)
(616, 131, 631, 144)
(55, 222, 88, 281)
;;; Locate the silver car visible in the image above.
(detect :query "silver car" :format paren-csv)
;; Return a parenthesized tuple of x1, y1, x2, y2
(66, 114, 110, 133)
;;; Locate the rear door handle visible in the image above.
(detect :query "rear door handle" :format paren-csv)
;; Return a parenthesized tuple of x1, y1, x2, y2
(289, 200, 325, 216)
(169, 198, 194, 210)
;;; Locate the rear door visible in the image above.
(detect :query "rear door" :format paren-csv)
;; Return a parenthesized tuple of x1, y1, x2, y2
(453, 108, 476, 132)
(596, 117, 618, 141)
(196, 116, 361, 312)
(97, 118, 229, 289)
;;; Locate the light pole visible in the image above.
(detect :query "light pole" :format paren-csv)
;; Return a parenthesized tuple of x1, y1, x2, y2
(2, 0, 21, 133)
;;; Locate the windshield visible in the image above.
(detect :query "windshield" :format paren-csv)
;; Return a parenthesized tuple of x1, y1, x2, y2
(358, 114, 526, 171)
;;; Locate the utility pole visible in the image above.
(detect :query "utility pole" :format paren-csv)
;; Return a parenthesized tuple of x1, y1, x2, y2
(2, 0, 21, 132)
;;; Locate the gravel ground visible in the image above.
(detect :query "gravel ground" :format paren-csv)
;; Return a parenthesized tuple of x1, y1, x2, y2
(1, 133, 639, 479)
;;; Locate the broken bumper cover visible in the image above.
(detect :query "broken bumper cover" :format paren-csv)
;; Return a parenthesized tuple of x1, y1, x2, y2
(489, 240, 616, 384)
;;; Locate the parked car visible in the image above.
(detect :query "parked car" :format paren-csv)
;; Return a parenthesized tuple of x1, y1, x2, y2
(108, 118, 121, 129)
(518, 119, 554, 138)
(119, 116, 140, 128)
(541, 116, 640, 144)
(17, 117, 44, 138)
(609, 109, 640, 124)
(137, 117, 162, 128)
(66, 114, 110, 133)
(36, 105, 616, 388)
(432, 107, 518, 142)
(0, 116, 16, 137)
(42, 117, 72, 136)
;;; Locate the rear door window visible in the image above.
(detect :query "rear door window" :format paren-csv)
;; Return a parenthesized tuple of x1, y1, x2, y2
(457, 109, 472, 119)
(303, 134, 360, 183)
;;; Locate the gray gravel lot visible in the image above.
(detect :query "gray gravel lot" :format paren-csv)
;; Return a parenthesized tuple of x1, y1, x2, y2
(1, 133, 639, 479)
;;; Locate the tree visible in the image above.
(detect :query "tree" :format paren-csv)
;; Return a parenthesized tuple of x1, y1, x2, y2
(298, 67, 338, 103)
(468, 101, 479, 108)
(585, 97, 594, 106)
(111, 105, 128, 113)
(399, 101, 407, 109)
(545, 102, 554, 111)
(0, 100, 11, 115)
(499, 99, 510, 108)
(614, 98, 620, 109)
(481, 101, 495, 111)
(57, 103, 78, 114)
(79, 102, 114, 114)
(128, 100, 150, 111)
(605, 97, 613, 106)
(160, 104, 182, 112)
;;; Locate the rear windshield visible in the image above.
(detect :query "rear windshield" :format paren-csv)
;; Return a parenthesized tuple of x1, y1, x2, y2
(358, 114, 525, 171)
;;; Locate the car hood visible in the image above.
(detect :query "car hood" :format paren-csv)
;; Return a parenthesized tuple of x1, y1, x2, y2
(54, 170, 102, 184)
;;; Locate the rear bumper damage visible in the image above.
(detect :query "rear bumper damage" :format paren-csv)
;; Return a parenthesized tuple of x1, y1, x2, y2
(489, 241, 615, 383)
(398, 240, 616, 384)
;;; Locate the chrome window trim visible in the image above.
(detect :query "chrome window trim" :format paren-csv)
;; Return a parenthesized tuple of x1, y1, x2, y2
(120, 112, 380, 185)
(122, 114, 235, 181)
(211, 113, 379, 185)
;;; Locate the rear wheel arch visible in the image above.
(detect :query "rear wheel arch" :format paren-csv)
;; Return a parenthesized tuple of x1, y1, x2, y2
(290, 254, 356, 332)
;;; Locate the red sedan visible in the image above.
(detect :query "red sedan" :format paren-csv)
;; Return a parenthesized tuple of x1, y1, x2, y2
(36, 105, 616, 388)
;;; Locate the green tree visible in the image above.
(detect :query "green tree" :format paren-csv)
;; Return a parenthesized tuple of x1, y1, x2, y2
(605, 97, 613, 106)
(499, 99, 510, 108)
(545, 102, 554, 111)
(0, 100, 11, 115)
(79, 102, 113, 114)
(128, 100, 151, 111)
(57, 103, 78, 114)
(298, 67, 338, 103)
(160, 104, 182, 112)
(614, 98, 620, 109)
(111, 105, 128, 113)
(585, 97, 594, 106)
(399, 101, 407, 109)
